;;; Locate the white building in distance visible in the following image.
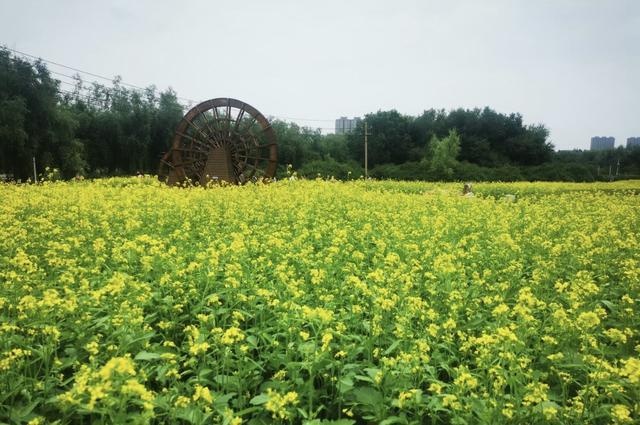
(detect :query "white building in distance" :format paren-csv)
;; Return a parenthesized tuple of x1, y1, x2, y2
(335, 117, 361, 134)
(627, 137, 640, 149)
(590, 136, 615, 151)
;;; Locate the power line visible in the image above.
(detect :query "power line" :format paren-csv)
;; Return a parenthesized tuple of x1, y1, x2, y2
(49, 70, 83, 81)
(56, 85, 339, 130)
(272, 116, 335, 122)
(56, 89, 102, 108)
(7, 47, 147, 90)
(4, 45, 347, 126)
(49, 70, 128, 92)
(57, 89, 334, 131)
(54, 76, 192, 110)
(56, 87, 192, 113)
(54, 76, 193, 110)
(9, 52, 193, 108)
(4, 46, 198, 104)
(57, 87, 101, 103)
(53, 71, 190, 104)
(57, 79, 81, 88)
(54, 73, 190, 104)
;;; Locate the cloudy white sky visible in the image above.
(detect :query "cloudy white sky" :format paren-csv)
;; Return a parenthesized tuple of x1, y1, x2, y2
(1, 0, 638, 150)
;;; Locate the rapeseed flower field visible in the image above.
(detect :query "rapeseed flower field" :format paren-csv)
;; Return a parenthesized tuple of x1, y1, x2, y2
(1, 177, 639, 424)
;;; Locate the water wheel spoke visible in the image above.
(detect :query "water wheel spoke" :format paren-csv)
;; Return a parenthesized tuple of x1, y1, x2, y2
(225, 101, 232, 134)
(193, 104, 220, 141)
(241, 162, 263, 173)
(236, 142, 276, 153)
(242, 116, 258, 133)
(232, 145, 251, 156)
(238, 154, 271, 162)
(184, 117, 212, 145)
(192, 169, 203, 183)
(171, 146, 209, 155)
(231, 161, 244, 176)
(234, 105, 246, 132)
(176, 131, 211, 151)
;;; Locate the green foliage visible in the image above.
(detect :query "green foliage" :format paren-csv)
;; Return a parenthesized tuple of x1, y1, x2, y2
(316, 133, 351, 162)
(552, 148, 640, 180)
(344, 107, 559, 180)
(271, 122, 359, 178)
(371, 162, 433, 180)
(347, 110, 417, 167)
(271, 121, 322, 171)
(299, 158, 363, 180)
(0, 96, 28, 176)
(427, 129, 460, 179)
(522, 162, 595, 182)
(66, 82, 183, 176)
(0, 49, 60, 179)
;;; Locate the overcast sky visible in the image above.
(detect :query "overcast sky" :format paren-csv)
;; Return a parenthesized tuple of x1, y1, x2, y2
(2, 0, 638, 150)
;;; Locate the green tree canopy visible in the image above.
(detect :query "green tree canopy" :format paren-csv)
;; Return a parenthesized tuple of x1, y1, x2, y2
(427, 129, 461, 179)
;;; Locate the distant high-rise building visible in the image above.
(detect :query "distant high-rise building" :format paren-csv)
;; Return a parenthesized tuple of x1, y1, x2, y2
(627, 137, 640, 149)
(335, 116, 361, 134)
(590, 136, 615, 151)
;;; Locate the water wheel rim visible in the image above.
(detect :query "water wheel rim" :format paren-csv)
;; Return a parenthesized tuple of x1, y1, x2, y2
(159, 98, 277, 185)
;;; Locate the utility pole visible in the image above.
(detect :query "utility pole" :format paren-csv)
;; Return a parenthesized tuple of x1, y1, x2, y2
(616, 159, 620, 177)
(364, 121, 372, 179)
(32, 156, 37, 183)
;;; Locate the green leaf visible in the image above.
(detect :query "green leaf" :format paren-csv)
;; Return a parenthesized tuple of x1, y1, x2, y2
(214, 392, 236, 409)
(383, 340, 401, 356)
(297, 407, 309, 419)
(234, 406, 262, 416)
(379, 416, 408, 425)
(250, 393, 270, 405)
(176, 406, 204, 424)
(246, 335, 258, 347)
(352, 386, 383, 406)
(198, 368, 213, 380)
(600, 300, 616, 312)
(134, 351, 161, 360)
(364, 367, 382, 380)
(337, 376, 354, 393)
(9, 400, 40, 421)
(354, 374, 374, 383)
(299, 341, 317, 354)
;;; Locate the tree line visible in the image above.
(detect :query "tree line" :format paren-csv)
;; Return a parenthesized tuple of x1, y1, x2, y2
(274, 109, 640, 181)
(2, 47, 639, 182)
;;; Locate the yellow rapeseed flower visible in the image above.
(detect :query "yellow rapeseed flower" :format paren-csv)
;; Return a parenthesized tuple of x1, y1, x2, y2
(611, 404, 632, 423)
(264, 389, 299, 419)
(620, 358, 640, 383)
(192, 384, 213, 404)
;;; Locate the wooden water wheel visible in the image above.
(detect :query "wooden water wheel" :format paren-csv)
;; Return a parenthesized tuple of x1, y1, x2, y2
(159, 98, 277, 185)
